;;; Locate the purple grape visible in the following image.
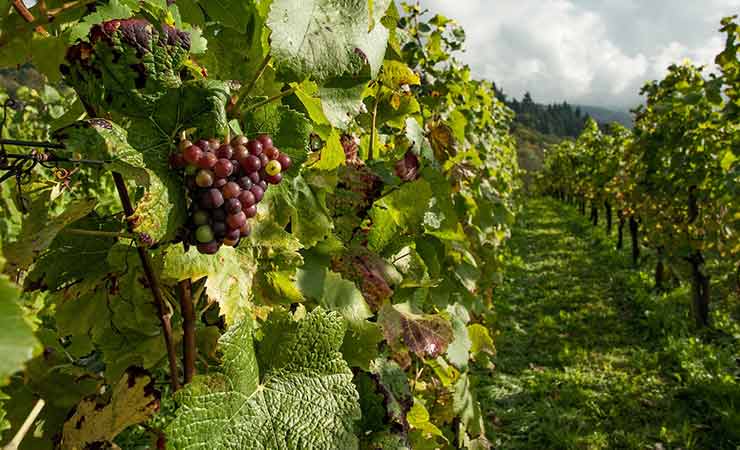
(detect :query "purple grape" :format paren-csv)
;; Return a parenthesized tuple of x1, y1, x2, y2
(243, 205, 257, 218)
(241, 155, 261, 173)
(238, 190, 255, 208)
(257, 134, 273, 150)
(250, 185, 264, 203)
(216, 144, 234, 159)
(214, 159, 234, 178)
(212, 221, 227, 238)
(197, 241, 221, 255)
(247, 139, 263, 156)
(226, 211, 247, 230)
(237, 176, 253, 191)
(199, 188, 224, 209)
(225, 198, 242, 214)
(222, 181, 241, 199)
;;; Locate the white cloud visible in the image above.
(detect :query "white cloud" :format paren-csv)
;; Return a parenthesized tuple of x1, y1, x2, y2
(418, 0, 739, 108)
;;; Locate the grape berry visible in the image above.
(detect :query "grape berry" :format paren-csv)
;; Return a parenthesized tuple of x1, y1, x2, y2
(173, 134, 291, 254)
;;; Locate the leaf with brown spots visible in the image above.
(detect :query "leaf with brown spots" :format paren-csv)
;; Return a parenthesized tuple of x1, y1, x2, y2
(378, 302, 454, 358)
(60, 368, 160, 450)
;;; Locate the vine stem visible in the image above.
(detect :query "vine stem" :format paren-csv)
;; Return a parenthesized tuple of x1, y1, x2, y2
(0, 139, 65, 149)
(10, 0, 48, 36)
(368, 82, 382, 161)
(244, 87, 296, 113)
(112, 172, 181, 392)
(62, 228, 136, 239)
(236, 54, 272, 111)
(3, 399, 45, 450)
(178, 279, 196, 384)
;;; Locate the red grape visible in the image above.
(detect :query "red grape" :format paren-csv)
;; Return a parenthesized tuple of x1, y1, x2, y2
(233, 145, 249, 161)
(264, 146, 279, 160)
(250, 185, 264, 202)
(247, 140, 263, 156)
(258, 180, 268, 191)
(248, 172, 261, 184)
(259, 154, 270, 167)
(241, 155, 261, 173)
(238, 190, 256, 208)
(197, 152, 218, 169)
(197, 241, 221, 255)
(199, 188, 224, 209)
(195, 139, 210, 151)
(226, 211, 247, 229)
(240, 222, 252, 237)
(225, 198, 242, 214)
(216, 144, 233, 159)
(183, 145, 203, 165)
(237, 176, 253, 191)
(265, 173, 283, 185)
(257, 134, 273, 150)
(277, 153, 292, 171)
(213, 178, 228, 188)
(243, 205, 257, 218)
(222, 181, 241, 199)
(214, 159, 234, 178)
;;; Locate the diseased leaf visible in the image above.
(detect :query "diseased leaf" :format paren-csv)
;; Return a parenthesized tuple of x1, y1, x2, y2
(166, 308, 360, 449)
(378, 302, 453, 358)
(60, 368, 160, 450)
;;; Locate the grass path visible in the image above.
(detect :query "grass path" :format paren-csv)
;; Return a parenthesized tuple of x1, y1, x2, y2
(479, 198, 739, 449)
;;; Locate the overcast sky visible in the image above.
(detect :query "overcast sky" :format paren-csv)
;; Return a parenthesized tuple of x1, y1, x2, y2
(420, 0, 740, 109)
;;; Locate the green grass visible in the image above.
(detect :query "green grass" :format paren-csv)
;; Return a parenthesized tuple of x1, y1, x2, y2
(479, 198, 740, 450)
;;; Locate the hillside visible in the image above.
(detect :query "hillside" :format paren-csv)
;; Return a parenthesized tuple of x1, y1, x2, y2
(578, 105, 633, 128)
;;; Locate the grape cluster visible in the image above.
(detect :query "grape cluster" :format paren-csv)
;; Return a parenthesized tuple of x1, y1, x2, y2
(170, 134, 292, 254)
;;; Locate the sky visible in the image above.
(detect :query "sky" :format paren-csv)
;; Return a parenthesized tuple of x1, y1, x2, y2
(419, 0, 740, 109)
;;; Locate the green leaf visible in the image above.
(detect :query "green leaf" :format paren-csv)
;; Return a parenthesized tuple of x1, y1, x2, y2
(166, 308, 360, 449)
(467, 324, 495, 357)
(369, 357, 413, 428)
(242, 103, 313, 168)
(367, 179, 433, 252)
(67, 0, 135, 42)
(407, 398, 445, 440)
(311, 129, 347, 171)
(445, 304, 472, 370)
(3, 194, 96, 270)
(267, 0, 389, 81)
(380, 60, 420, 89)
(0, 275, 41, 386)
(158, 244, 255, 325)
(199, 0, 254, 32)
(319, 79, 367, 129)
(453, 373, 487, 445)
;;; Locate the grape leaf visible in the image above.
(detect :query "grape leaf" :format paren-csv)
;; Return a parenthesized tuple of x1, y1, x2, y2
(60, 368, 160, 450)
(467, 324, 495, 357)
(312, 129, 347, 171)
(26, 214, 121, 291)
(369, 357, 412, 428)
(367, 179, 433, 252)
(2, 194, 97, 270)
(0, 275, 41, 386)
(158, 245, 255, 325)
(378, 302, 454, 358)
(267, 0, 389, 82)
(407, 398, 445, 440)
(199, 0, 254, 32)
(271, 175, 333, 248)
(67, 0, 135, 42)
(54, 119, 184, 243)
(445, 303, 472, 370)
(318, 78, 367, 129)
(242, 103, 313, 168)
(166, 308, 360, 449)
(452, 373, 488, 447)
(380, 60, 420, 89)
(62, 19, 197, 117)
